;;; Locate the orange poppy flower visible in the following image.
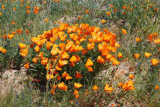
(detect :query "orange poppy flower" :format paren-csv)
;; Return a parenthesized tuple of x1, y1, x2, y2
(20, 47, 29, 57)
(122, 28, 127, 34)
(110, 4, 114, 8)
(155, 8, 158, 12)
(0, 47, 3, 52)
(34, 7, 39, 14)
(115, 42, 120, 48)
(97, 36, 103, 43)
(144, 52, 151, 58)
(85, 91, 90, 95)
(118, 52, 123, 58)
(26, 30, 29, 34)
(43, 0, 46, 4)
(8, 34, 14, 39)
(114, 9, 117, 12)
(87, 42, 95, 50)
(46, 74, 54, 80)
(91, 33, 97, 41)
(105, 54, 112, 60)
(56, 64, 62, 71)
(31, 37, 40, 44)
(101, 20, 106, 24)
(16, 29, 22, 34)
(26, 5, 31, 9)
(50, 37, 56, 43)
(24, 63, 29, 69)
(111, 104, 115, 107)
(44, 18, 49, 23)
(34, 46, 40, 53)
(151, 59, 159, 66)
(57, 75, 61, 80)
(123, 6, 126, 9)
(58, 82, 67, 91)
(87, 67, 94, 72)
(134, 54, 140, 59)
(85, 58, 93, 68)
(32, 57, 38, 63)
(70, 55, 77, 63)
(65, 75, 72, 80)
(109, 56, 115, 62)
(98, 44, 103, 52)
(74, 45, 83, 52)
(88, 38, 93, 43)
(19, 43, 27, 49)
(75, 94, 79, 99)
(75, 40, 80, 45)
(68, 44, 75, 53)
(86, 9, 89, 13)
(46, 41, 53, 50)
(62, 71, 69, 77)
(104, 84, 113, 93)
(150, 4, 153, 8)
(51, 90, 55, 95)
(26, 10, 30, 14)
(61, 52, 69, 59)
(51, 47, 60, 56)
(69, 34, 79, 41)
(92, 85, 99, 91)
(70, 62, 75, 67)
(82, 49, 88, 55)
(38, 52, 43, 59)
(74, 83, 82, 89)
(121, 70, 125, 74)
(122, 80, 134, 91)
(103, 34, 112, 43)
(106, 12, 111, 16)
(41, 57, 48, 66)
(51, 84, 57, 90)
(97, 56, 105, 64)
(74, 90, 78, 95)
(58, 59, 68, 66)
(135, 37, 141, 42)
(78, 16, 81, 20)
(45, 63, 53, 71)
(129, 74, 134, 80)
(37, 39, 47, 46)
(65, 40, 74, 51)
(75, 72, 82, 78)
(74, 55, 81, 62)
(155, 85, 159, 90)
(112, 59, 120, 65)
(122, 83, 127, 90)
(154, 38, 160, 44)
(13, 7, 16, 11)
(2, 49, 7, 54)
(2, 5, 5, 10)
(118, 82, 123, 87)
(11, 21, 16, 25)
(34, 9, 38, 14)
(59, 43, 65, 50)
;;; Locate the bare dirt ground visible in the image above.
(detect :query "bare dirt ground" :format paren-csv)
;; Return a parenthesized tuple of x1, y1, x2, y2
(0, 67, 28, 96)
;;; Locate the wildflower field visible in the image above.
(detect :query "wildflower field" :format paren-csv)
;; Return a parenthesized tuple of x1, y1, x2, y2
(0, 0, 160, 106)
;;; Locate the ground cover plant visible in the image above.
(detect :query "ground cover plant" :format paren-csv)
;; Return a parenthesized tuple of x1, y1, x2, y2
(0, 0, 160, 106)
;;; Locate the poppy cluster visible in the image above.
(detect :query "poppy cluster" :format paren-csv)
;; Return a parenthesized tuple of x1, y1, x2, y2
(27, 22, 121, 95)
(118, 80, 134, 91)
(133, 33, 160, 66)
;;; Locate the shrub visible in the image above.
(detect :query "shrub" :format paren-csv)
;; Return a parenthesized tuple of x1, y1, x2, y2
(25, 22, 121, 94)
